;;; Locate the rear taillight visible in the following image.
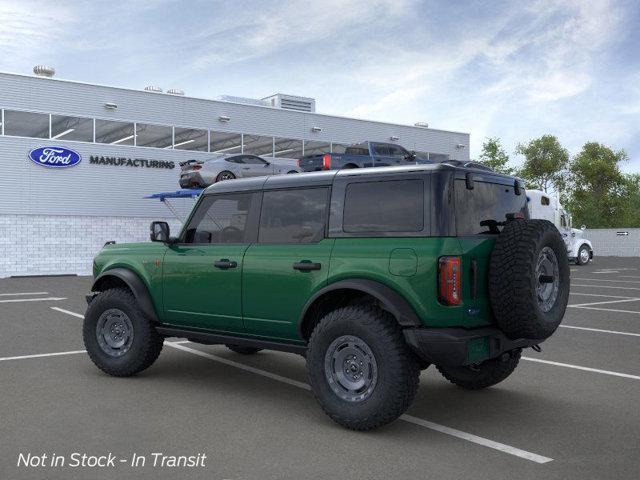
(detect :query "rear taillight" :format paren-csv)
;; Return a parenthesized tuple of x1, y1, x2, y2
(297, 159, 301, 167)
(322, 153, 331, 170)
(192, 164, 202, 170)
(438, 256, 461, 305)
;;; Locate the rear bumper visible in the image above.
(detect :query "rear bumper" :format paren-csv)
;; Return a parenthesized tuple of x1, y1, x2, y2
(179, 172, 206, 188)
(403, 326, 540, 367)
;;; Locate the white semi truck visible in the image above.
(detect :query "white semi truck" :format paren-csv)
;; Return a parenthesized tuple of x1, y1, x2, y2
(526, 190, 594, 265)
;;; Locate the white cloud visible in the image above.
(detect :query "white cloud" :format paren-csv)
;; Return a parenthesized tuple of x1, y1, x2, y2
(0, 1, 76, 67)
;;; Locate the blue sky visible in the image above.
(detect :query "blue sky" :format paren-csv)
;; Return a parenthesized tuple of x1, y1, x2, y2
(1, 0, 639, 171)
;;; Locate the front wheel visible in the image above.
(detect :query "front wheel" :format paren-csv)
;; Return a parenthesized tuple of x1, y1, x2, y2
(436, 349, 521, 390)
(307, 305, 419, 431)
(83, 288, 163, 377)
(576, 245, 591, 265)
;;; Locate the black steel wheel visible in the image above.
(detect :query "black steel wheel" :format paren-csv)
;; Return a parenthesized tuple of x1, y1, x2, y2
(307, 304, 419, 431)
(83, 288, 163, 377)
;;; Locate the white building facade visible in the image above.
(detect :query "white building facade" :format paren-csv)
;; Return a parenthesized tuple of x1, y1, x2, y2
(0, 71, 470, 277)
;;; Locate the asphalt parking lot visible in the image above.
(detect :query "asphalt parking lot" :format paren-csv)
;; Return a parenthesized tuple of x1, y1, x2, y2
(1, 257, 639, 480)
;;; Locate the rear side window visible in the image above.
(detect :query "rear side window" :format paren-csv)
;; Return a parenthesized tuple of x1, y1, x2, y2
(259, 188, 328, 243)
(455, 180, 527, 235)
(343, 180, 424, 233)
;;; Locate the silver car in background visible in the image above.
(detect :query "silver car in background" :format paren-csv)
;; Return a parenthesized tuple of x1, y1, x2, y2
(179, 154, 301, 188)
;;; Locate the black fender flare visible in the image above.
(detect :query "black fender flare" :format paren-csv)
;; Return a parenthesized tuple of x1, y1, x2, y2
(298, 279, 422, 338)
(91, 268, 159, 323)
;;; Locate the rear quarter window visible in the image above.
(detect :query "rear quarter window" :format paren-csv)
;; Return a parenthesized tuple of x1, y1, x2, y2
(455, 180, 527, 235)
(343, 179, 425, 233)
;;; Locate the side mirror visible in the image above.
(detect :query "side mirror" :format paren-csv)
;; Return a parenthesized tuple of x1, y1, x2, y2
(264, 162, 271, 167)
(581, 224, 586, 230)
(150, 221, 170, 242)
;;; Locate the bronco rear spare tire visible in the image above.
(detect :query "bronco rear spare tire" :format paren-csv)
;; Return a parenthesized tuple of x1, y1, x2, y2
(489, 219, 569, 340)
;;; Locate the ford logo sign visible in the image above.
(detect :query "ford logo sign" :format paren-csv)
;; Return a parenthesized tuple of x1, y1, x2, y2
(28, 146, 82, 168)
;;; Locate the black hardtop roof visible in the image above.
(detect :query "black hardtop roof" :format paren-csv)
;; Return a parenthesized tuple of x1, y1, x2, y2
(203, 163, 519, 195)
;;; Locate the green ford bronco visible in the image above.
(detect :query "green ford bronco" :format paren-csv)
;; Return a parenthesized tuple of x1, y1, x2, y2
(85, 164, 570, 430)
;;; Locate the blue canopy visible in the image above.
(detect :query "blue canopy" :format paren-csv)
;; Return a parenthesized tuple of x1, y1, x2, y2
(144, 188, 203, 201)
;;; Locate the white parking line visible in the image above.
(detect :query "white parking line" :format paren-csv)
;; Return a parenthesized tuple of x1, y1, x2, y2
(572, 284, 640, 291)
(0, 297, 67, 304)
(560, 325, 640, 337)
(569, 298, 640, 308)
(617, 275, 640, 280)
(570, 292, 638, 299)
(523, 357, 640, 381)
(573, 278, 640, 284)
(400, 415, 552, 464)
(568, 306, 640, 315)
(166, 342, 552, 464)
(51, 307, 85, 318)
(0, 292, 49, 296)
(0, 350, 86, 362)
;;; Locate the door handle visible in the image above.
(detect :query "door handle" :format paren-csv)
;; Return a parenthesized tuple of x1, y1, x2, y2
(242, 167, 250, 170)
(293, 261, 321, 271)
(214, 259, 237, 269)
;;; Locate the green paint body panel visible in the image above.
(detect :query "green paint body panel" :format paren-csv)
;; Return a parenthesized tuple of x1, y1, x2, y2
(92, 235, 497, 341)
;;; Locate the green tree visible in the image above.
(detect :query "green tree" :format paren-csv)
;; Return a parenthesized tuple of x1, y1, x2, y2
(478, 137, 514, 174)
(620, 174, 640, 227)
(566, 142, 628, 228)
(515, 135, 569, 193)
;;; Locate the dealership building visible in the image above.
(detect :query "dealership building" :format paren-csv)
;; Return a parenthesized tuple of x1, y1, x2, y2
(0, 68, 470, 277)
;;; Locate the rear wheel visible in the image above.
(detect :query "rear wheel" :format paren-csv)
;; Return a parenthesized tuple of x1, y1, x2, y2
(307, 305, 419, 431)
(83, 288, 163, 377)
(225, 344, 263, 355)
(436, 350, 521, 390)
(576, 245, 591, 265)
(216, 171, 236, 182)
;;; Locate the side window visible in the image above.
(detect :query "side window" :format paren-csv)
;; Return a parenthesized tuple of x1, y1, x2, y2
(560, 215, 567, 228)
(387, 145, 406, 158)
(183, 193, 255, 244)
(373, 144, 390, 156)
(259, 188, 328, 243)
(541, 196, 550, 206)
(226, 156, 244, 164)
(243, 155, 267, 165)
(343, 180, 424, 233)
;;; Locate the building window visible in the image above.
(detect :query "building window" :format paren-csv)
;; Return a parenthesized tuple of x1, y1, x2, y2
(135, 123, 173, 148)
(303, 140, 331, 156)
(173, 127, 208, 151)
(243, 135, 274, 157)
(50, 114, 94, 142)
(273, 137, 303, 159)
(95, 119, 135, 145)
(210, 131, 242, 154)
(3, 110, 49, 139)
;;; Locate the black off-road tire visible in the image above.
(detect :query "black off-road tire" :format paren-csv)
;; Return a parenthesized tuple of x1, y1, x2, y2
(83, 288, 163, 377)
(489, 219, 570, 340)
(307, 305, 420, 431)
(225, 344, 263, 355)
(436, 350, 521, 390)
